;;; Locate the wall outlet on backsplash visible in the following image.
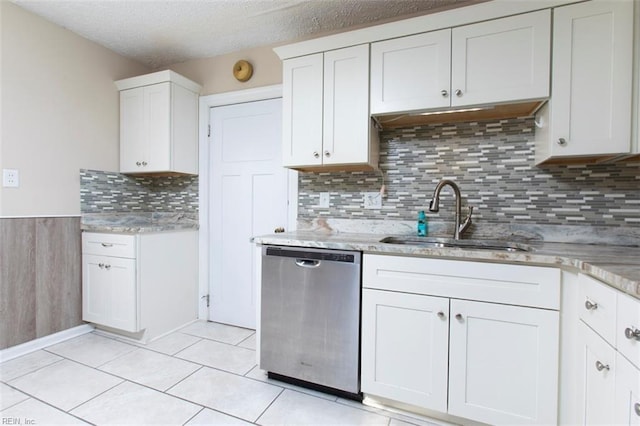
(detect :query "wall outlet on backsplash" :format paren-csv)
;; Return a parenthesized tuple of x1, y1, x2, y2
(363, 192, 382, 209)
(319, 192, 330, 208)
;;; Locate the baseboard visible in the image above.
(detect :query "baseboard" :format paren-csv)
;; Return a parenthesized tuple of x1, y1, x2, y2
(0, 324, 95, 363)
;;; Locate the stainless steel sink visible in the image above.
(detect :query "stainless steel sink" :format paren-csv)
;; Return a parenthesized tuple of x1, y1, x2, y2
(379, 236, 531, 252)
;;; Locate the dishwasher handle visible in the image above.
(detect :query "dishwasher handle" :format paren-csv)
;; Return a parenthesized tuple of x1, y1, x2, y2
(295, 259, 321, 268)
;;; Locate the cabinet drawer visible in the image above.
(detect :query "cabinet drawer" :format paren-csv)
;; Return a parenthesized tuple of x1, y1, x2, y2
(617, 292, 640, 369)
(578, 274, 617, 345)
(82, 232, 136, 258)
(363, 254, 560, 309)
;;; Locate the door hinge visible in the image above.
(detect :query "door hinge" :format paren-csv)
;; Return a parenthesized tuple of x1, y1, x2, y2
(201, 294, 210, 307)
(208, 125, 211, 138)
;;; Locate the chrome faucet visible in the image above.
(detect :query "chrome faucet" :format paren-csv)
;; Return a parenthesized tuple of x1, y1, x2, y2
(428, 179, 473, 240)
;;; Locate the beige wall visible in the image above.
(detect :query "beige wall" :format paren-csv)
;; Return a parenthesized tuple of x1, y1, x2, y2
(165, 45, 282, 96)
(0, 2, 149, 216)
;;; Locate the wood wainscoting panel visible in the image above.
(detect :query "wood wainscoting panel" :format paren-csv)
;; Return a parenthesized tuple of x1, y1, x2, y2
(0, 217, 82, 350)
(35, 217, 82, 338)
(0, 218, 37, 349)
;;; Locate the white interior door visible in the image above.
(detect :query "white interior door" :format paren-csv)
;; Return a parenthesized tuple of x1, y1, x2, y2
(209, 98, 287, 329)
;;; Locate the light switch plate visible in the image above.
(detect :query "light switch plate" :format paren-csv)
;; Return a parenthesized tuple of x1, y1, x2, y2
(2, 169, 19, 188)
(363, 192, 382, 209)
(319, 192, 330, 208)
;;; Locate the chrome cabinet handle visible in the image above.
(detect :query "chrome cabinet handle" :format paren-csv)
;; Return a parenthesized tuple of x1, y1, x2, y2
(595, 361, 610, 372)
(455, 313, 463, 321)
(437, 311, 446, 319)
(324, 151, 331, 158)
(585, 300, 598, 310)
(313, 151, 320, 159)
(557, 138, 567, 146)
(441, 89, 448, 97)
(101, 243, 113, 247)
(455, 89, 463, 97)
(295, 259, 320, 268)
(625, 327, 640, 341)
(634, 402, 640, 416)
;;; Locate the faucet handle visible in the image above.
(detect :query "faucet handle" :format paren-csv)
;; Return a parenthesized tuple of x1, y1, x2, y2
(459, 206, 473, 236)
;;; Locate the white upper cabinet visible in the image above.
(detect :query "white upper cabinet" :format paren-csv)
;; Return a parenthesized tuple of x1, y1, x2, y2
(282, 45, 379, 171)
(116, 70, 201, 174)
(450, 9, 550, 107)
(370, 10, 550, 115)
(535, 0, 634, 164)
(282, 53, 323, 168)
(370, 30, 451, 114)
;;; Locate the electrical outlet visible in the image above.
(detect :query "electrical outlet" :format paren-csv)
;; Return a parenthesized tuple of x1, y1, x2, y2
(363, 192, 382, 209)
(319, 192, 330, 208)
(2, 169, 19, 188)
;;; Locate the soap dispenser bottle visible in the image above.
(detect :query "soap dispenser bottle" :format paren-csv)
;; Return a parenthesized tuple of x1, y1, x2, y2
(417, 210, 428, 237)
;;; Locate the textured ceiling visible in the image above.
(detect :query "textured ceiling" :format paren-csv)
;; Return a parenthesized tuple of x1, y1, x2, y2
(12, 0, 480, 68)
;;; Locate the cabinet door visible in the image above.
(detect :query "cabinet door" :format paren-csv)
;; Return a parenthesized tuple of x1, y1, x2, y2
(578, 321, 616, 425)
(448, 299, 559, 425)
(361, 289, 449, 412)
(323, 44, 370, 166)
(370, 30, 451, 114)
(282, 53, 323, 168)
(615, 353, 640, 426)
(120, 87, 146, 173)
(82, 254, 138, 332)
(550, 0, 633, 157)
(451, 9, 550, 107)
(618, 292, 640, 370)
(144, 82, 171, 172)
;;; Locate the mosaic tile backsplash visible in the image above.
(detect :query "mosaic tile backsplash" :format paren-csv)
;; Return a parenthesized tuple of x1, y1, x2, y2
(80, 169, 198, 213)
(298, 118, 640, 227)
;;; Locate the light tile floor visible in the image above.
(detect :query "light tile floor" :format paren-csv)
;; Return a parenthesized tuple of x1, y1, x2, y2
(0, 321, 444, 425)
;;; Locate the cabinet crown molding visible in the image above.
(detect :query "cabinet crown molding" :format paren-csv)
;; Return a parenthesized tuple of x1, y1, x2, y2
(115, 70, 202, 93)
(273, 0, 580, 60)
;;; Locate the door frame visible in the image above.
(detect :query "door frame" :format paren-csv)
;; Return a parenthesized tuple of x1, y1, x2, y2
(198, 85, 298, 320)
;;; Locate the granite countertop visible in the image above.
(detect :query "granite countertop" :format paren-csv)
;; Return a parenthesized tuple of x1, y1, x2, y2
(80, 213, 199, 234)
(253, 231, 640, 300)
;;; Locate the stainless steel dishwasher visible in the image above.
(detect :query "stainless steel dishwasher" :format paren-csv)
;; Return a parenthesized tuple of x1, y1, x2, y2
(260, 245, 362, 399)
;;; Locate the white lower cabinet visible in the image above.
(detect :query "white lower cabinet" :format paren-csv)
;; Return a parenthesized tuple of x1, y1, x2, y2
(83, 254, 137, 332)
(615, 353, 640, 425)
(361, 290, 449, 412)
(361, 254, 560, 425)
(578, 321, 617, 424)
(448, 299, 559, 425)
(82, 231, 198, 343)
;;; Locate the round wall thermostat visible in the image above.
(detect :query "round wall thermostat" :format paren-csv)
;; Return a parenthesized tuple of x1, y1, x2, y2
(233, 60, 253, 82)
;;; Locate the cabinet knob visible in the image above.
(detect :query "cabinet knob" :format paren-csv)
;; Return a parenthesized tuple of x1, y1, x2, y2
(105, 264, 111, 270)
(324, 151, 331, 158)
(585, 300, 598, 310)
(142, 161, 148, 166)
(441, 90, 448, 97)
(634, 402, 640, 417)
(136, 161, 142, 166)
(313, 151, 320, 159)
(625, 327, 640, 341)
(274, 227, 285, 233)
(98, 263, 105, 269)
(437, 311, 446, 319)
(455, 89, 463, 97)
(595, 360, 610, 372)
(455, 313, 463, 321)
(557, 138, 567, 146)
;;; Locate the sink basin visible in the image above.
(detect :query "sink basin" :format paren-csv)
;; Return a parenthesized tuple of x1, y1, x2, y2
(379, 236, 530, 252)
